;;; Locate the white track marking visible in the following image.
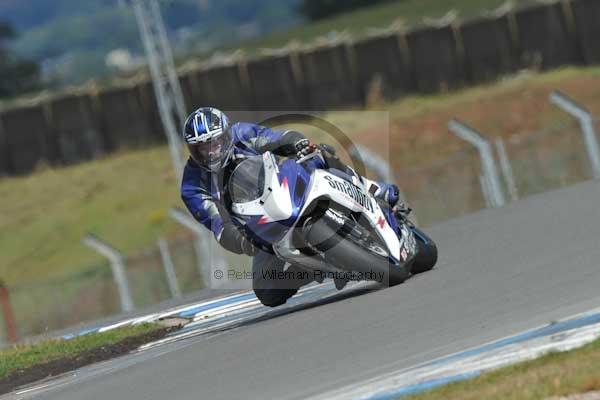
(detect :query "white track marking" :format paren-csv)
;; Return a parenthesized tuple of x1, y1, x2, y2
(311, 312, 600, 400)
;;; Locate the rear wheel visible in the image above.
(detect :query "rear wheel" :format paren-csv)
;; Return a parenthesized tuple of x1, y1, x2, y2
(410, 227, 438, 274)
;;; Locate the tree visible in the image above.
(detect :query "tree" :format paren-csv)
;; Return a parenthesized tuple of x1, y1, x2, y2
(0, 20, 41, 98)
(0, 21, 15, 39)
(298, 0, 395, 21)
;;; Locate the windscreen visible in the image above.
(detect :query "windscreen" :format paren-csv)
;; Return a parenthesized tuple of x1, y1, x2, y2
(228, 156, 265, 203)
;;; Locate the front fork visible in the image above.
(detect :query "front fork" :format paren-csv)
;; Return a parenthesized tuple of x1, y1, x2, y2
(379, 201, 419, 265)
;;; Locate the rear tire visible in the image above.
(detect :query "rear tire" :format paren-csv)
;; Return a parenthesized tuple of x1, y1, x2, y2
(410, 227, 438, 274)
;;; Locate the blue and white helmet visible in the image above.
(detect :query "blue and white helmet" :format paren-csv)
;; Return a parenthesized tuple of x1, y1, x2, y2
(183, 107, 233, 171)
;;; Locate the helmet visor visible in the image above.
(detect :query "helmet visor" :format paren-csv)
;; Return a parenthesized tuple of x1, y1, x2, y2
(188, 130, 233, 169)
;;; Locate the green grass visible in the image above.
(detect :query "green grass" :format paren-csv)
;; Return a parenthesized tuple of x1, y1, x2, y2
(0, 146, 182, 286)
(230, 0, 531, 54)
(0, 323, 160, 379)
(404, 337, 600, 400)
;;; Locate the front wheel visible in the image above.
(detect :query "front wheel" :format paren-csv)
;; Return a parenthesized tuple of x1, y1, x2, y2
(409, 227, 438, 274)
(304, 215, 409, 286)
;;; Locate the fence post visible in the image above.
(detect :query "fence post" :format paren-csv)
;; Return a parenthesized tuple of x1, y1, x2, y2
(169, 208, 226, 288)
(349, 144, 398, 185)
(495, 137, 519, 201)
(549, 90, 600, 180)
(157, 238, 182, 299)
(448, 119, 506, 208)
(0, 281, 17, 343)
(82, 234, 134, 312)
(479, 174, 493, 208)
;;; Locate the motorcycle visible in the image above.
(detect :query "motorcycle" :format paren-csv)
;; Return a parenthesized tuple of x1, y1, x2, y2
(227, 147, 438, 306)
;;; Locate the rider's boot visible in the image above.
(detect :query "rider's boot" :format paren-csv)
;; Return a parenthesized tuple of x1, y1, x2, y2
(374, 183, 414, 222)
(393, 202, 412, 222)
(372, 183, 400, 209)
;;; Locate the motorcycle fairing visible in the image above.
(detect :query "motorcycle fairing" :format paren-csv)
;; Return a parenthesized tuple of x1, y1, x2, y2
(230, 152, 410, 266)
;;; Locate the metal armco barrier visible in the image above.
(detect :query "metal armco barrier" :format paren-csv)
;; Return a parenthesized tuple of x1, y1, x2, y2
(82, 234, 134, 312)
(550, 90, 600, 180)
(449, 119, 506, 208)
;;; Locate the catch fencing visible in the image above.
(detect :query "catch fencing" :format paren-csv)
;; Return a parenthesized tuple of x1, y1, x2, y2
(2, 0, 600, 176)
(399, 120, 596, 227)
(1, 238, 198, 341)
(398, 95, 599, 227)
(398, 147, 485, 228)
(0, 235, 253, 342)
(504, 121, 591, 197)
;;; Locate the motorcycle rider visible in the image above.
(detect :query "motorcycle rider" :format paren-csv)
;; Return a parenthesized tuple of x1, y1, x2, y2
(180, 107, 401, 306)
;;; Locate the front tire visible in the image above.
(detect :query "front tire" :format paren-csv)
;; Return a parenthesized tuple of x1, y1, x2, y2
(305, 216, 409, 286)
(410, 227, 438, 274)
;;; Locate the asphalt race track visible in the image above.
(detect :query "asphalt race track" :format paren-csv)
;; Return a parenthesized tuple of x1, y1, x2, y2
(9, 180, 600, 400)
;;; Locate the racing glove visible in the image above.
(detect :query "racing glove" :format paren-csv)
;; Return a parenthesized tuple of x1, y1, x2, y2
(218, 222, 258, 256)
(257, 130, 309, 157)
(294, 138, 318, 160)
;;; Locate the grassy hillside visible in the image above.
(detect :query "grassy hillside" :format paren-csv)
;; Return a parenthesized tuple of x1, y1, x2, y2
(0, 147, 181, 285)
(2, 66, 600, 287)
(235, 0, 531, 53)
